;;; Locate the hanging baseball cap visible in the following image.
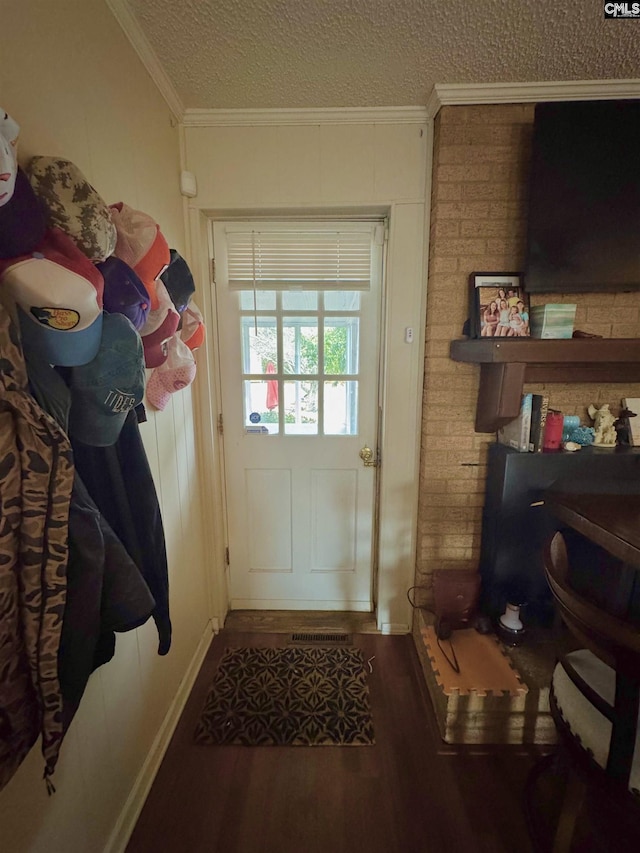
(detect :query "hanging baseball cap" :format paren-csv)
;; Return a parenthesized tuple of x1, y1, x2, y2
(146, 333, 196, 411)
(0, 228, 104, 366)
(139, 279, 180, 368)
(0, 109, 20, 149)
(27, 156, 116, 262)
(110, 202, 170, 310)
(0, 108, 19, 208)
(68, 312, 146, 446)
(180, 301, 206, 351)
(0, 132, 17, 208)
(160, 250, 195, 315)
(97, 256, 151, 331)
(0, 168, 47, 258)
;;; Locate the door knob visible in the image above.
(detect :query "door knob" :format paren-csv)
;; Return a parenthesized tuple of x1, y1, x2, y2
(359, 445, 377, 467)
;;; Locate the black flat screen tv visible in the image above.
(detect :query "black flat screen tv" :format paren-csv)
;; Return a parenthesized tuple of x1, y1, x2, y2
(524, 99, 640, 293)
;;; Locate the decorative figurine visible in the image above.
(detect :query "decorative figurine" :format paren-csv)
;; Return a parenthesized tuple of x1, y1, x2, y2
(588, 403, 617, 447)
(614, 407, 637, 446)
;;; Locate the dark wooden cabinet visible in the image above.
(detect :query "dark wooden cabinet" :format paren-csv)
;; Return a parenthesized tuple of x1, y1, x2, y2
(479, 443, 640, 624)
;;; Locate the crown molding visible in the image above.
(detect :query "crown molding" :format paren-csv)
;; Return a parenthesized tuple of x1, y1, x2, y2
(182, 106, 428, 128)
(106, 0, 184, 121)
(427, 79, 640, 117)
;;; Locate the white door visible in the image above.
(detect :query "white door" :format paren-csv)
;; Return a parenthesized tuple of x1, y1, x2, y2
(213, 221, 384, 611)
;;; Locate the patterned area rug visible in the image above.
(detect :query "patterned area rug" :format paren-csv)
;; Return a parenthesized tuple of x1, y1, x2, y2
(194, 646, 375, 746)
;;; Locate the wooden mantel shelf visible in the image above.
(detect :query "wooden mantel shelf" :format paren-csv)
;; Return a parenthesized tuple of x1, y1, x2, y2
(450, 338, 640, 433)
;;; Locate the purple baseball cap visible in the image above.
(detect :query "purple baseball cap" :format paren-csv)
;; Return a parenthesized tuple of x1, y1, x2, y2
(97, 256, 151, 330)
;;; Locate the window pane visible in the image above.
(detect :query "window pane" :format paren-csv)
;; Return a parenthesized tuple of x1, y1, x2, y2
(324, 317, 359, 375)
(324, 381, 358, 435)
(243, 380, 279, 434)
(283, 318, 318, 374)
(241, 317, 278, 374)
(240, 290, 276, 310)
(282, 291, 318, 311)
(325, 291, 360, 311)
(284, 380, 318, 435)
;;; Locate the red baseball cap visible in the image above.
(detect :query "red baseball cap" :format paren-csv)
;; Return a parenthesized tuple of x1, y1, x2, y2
(139, 279, 179, 368)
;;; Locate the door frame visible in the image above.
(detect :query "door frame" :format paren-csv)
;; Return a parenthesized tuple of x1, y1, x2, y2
(212, 217, 385, 611)
(185, 201, 428, 634)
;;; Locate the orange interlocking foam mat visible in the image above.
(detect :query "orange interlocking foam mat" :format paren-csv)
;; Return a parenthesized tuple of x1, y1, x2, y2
(421, 627, 528, 698)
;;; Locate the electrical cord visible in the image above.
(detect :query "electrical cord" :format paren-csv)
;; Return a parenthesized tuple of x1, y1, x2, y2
(406, 585, 461, 674)
(436, 632, 460, 674)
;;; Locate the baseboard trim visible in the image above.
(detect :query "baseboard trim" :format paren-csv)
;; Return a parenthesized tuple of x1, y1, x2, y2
(230, 598, 372, 611)
(380, 622, 411, 635)
(103, 622, 215, 853)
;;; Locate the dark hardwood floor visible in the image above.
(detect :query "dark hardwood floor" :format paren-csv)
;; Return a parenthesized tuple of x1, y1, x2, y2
(127, 630, 550, 853)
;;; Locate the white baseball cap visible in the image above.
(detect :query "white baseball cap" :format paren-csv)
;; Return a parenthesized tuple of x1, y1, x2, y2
(0, 129, 17, 207)
(146, 333, 196, 411)
(0, 228, 104, 366)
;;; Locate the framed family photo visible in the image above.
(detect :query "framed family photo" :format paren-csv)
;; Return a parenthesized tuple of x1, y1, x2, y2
(468, 272, 530, 339)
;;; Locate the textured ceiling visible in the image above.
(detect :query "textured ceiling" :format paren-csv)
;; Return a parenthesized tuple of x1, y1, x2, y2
(125, 0, 639, 110)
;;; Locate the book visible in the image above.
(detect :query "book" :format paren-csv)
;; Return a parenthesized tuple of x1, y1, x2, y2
(528, 393, 550, 452)
(497, 393, 532, 452)
(622, 397, 640, 446)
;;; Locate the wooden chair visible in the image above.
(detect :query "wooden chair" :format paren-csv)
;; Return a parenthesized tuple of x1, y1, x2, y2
(526, 530, 640, 851)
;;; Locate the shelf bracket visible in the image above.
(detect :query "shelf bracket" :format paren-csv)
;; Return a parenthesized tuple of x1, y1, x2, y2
(476, 362, 526, 433)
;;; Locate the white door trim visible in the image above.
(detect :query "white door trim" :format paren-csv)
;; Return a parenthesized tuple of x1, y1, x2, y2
(187, 194, 428, 634)
(183, 206, 230, 629)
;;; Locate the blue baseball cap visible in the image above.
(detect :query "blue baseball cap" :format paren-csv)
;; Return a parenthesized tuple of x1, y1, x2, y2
(68, 312, 146, 446)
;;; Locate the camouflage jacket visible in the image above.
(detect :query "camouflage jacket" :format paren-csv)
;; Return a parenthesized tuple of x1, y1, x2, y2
(0, 308, 73, 792)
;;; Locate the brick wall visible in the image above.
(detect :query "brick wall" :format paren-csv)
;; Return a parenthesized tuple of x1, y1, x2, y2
(415, 103, 640, 608)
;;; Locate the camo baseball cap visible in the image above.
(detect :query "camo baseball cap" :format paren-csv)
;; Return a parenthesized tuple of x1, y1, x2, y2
(27, 156, 116, 262)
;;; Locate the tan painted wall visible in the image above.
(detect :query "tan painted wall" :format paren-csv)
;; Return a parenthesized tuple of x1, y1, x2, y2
(416, 103, 640, 601)
(184, 120, 429, 631)
(0, 2, 211, 850)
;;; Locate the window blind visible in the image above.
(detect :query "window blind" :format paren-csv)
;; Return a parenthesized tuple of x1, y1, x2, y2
(225, 227, 375, 290)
